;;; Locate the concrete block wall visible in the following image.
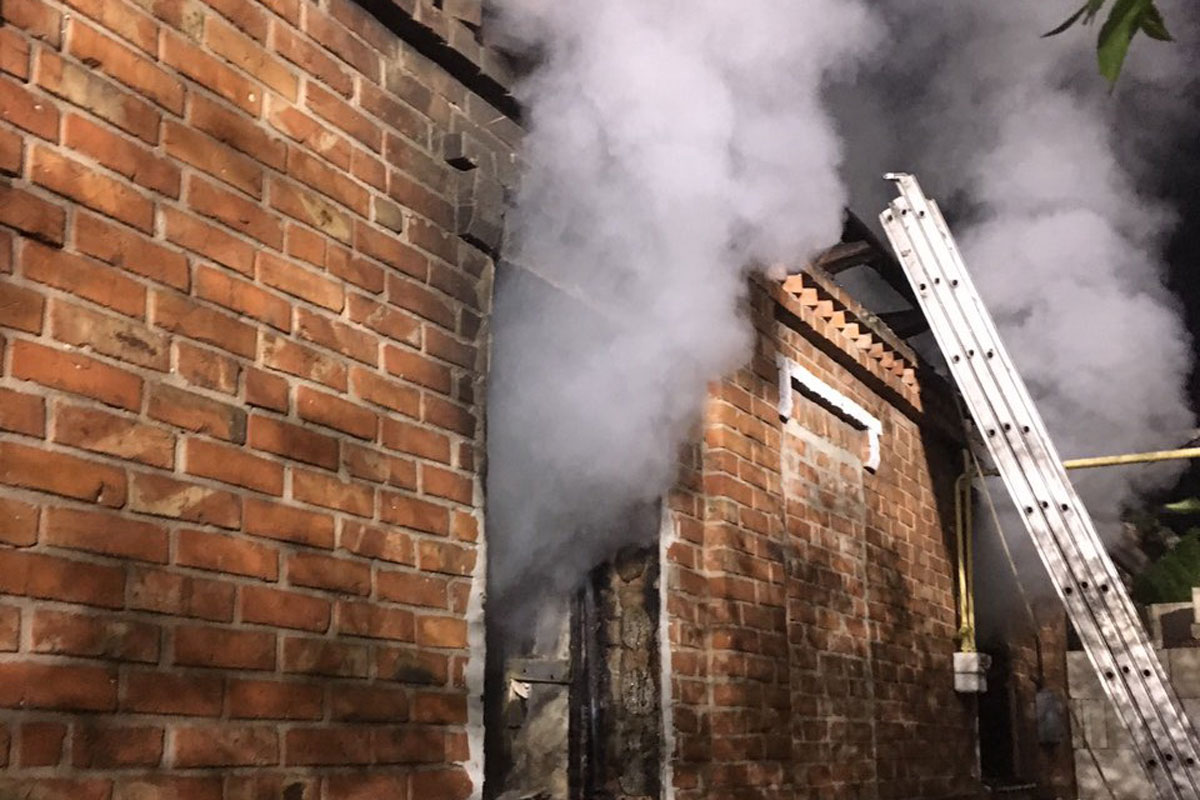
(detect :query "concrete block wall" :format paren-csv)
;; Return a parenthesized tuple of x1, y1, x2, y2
(1070, 641, 1200, 798)
(0, 0, 517, 796)
(662, 273, 982, 800)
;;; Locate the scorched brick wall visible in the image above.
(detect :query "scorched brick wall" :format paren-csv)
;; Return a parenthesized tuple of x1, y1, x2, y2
(0, 0, 516, 795)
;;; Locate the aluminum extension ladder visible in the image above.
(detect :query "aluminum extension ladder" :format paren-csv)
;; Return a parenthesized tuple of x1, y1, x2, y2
(879, 173, 1200, 800)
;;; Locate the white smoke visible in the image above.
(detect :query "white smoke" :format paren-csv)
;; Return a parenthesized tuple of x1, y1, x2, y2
(486, 0, 1199, 615)
(485, 0, 881, 611)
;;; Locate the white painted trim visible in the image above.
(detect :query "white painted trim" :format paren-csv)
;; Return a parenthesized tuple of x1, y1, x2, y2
(776, 353, 883, 471)
(465, 510, 487, 797)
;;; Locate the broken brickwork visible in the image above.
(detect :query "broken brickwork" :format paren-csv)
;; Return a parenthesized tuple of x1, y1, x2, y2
(0, 0, 515, 796)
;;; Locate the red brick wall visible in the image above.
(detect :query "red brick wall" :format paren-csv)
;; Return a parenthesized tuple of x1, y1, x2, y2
(664, 274, 983, 799)
(0, 0, 515, 795)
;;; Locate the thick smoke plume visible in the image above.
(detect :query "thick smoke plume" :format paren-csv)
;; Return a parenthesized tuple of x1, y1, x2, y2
(488, 0, 1199, 620)
(486, 0, 879, 615)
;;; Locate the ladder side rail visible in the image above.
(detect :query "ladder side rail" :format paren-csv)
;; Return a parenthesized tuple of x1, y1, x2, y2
(913, 191, 1200, 768)
(881, 185, 1200, 799)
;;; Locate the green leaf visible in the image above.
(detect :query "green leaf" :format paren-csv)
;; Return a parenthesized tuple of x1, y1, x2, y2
(1044, 2, 1092, 37)
(1097, 0, 1151, 84)
(1165, 498, 1200, 514)
(1141, 2, 1173, 41)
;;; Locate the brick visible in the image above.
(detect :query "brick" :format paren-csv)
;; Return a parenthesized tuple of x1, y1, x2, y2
(451, 511, 478, 543)
(375, 645, 447, 685)
(243, 497, 336, 548)
(293, 469, 374, 517)
(361, 81, 429, 147)
(295, 308, 378, 366)
(0, 386, 42, 439)
(374, 196, 404, 233)
(371, 727, 445, 764)
(174, 625, 275, 670)
(0, 662, 117, 711)
(0, 183, 65, 245)
(166, 119, 264, 197)
(245, 415, 338, 471)
(36, 50, 159, 143)
(226, 775, 317, 800)
(163, 206, 255, 275)
(148, 384, 246, 442)
(409, 218, 458, 264)
(303, 8, 380, 81)
(178, 527, 279, 581)
(356, 220, 426, 279)
(32, 608, 159, 662)
(415, 615, 467, 649)
(44, 505, 169, 563)
(129, 471, 241, 528)
(189, 93, 286, 170)
(378, 570, 447, 609)
(50, 303, 166, 373)
(22, 238, 146, 318)
(113, 777, 221, 800)
(12, 339, 141, 410)
(387, 170, 453, 231)
(381, 492, 450, 535)
(336, 601, 413, 641)
(263, 334, 347, 390)
(0, 74, 59, 139)
(53, 405, 175, 470)
(19, 721, 66, 766)
(195, 263, 290, 331)
(287, 145, 369, 214)
(421, 464, 473, 504)
(411, 768, 471, 800)
(381, 418, 451, 463)
(176, 341, 241, 394)
(204, 0, 269, 40)
(70, 20, 184, 111)
(61, 0, 158, 53)
(258, 251, 344, 310)
(287, 223, 326, 266)
(31, 145, 154, 231)
(383, 346, 452, 394)
(6, 0, 64, 47)
(0, 607, 16, 652)
(387, 273, 455, 329)
(350, 365, 421, 418)
(327, 247, 385, 294)
(267, 98, 351, 168)
(188, 174, 283, 248)
(0, 779, 113, 800)
(0, 439, 127, 507)
(63, 114, 179, 197)
(121, 669, 223, 715)
(326, 0, 394, 53)
(331, 685, 408, 722)
(326, 775, 409, 800)
(0, 126, 22, 175)
(340, 521, 414, 566)
(174, 725, 278, 767)
(128, 567, 234, 623)
(162, 30, 261, 115)
(73, 725, 163, 768)
(0, 497, 39, 546)
(287, 552, 371, 596)
(351, 147, 386, 192)
(76, 212, 189, 290)
(344, 442, 413, 487)
(418, 539, 476, 577)
(284, 727, 372, 766)
(268, 177, 353, 243)
(306, 82, 381, 152)
(297, 386, 377, 440)
(241, 585, 330, 632)
(271, 23, 353, 97)
(125, 0, 206, 37)
(245, 368, 289, 412)
(153, 290, 258, 358)
(227, 679, 322, 720)
(282, 637, 369, 678)
(205, 16, 297, 99)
